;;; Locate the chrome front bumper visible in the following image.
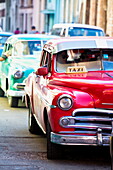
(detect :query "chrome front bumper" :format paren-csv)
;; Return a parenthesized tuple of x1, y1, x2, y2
(7, 83, 25, 97)
(51, 132, 110, 146)
(54, 108, 113, 146)
(7, 89, 25, 97)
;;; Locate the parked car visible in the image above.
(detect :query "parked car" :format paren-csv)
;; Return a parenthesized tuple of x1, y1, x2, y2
(0, 34, 58, 107)
(25, 36, 113, 159)
(0, 32, 13, 55)
(50, 23, 105, 37)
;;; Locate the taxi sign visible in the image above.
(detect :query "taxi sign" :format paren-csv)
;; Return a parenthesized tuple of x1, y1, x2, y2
(66, 66, 87, 73)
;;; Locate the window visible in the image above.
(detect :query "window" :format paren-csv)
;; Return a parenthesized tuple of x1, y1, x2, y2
(13, 41, 42, 56)
(51, 28, 62, 36)
(40, 50, 47, 67)
(28, 0, 33, 7)
(20, 0, 24, 7)
(68, 27, 104, 36)
(56, 49, 102, 73)
(40, 50, 51, 72)
(62, 29, 66, 36)
(2, 44, 13, 57)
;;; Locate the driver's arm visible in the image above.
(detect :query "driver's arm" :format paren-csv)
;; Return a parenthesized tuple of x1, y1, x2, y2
(0, 50, 11, 61)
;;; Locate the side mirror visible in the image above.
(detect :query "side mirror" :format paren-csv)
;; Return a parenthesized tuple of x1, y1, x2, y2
(36, 67, 48, 76)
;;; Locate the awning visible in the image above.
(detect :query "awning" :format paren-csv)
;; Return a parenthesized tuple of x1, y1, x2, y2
(41, 9, 55, 14)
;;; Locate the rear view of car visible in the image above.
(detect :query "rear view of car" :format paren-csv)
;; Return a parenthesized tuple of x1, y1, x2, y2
(50, 23, 105, 37)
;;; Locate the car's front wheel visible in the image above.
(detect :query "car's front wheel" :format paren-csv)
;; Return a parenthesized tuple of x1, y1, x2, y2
(46, 120, 62, 159)
(28, 103, 43, 135)
(8, 96, 19, 107)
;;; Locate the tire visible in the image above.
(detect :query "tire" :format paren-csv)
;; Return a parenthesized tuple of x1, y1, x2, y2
(28, 103, 43, 135)
(46, 120, 62, 159)
(8, 96, 19, 107)
(0, 88, 4, 97)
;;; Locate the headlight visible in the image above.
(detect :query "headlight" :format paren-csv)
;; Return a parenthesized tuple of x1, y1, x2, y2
(13, 70, 23, 79)
(57, 94, 73, 110)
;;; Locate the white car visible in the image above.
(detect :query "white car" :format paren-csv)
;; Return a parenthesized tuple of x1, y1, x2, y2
(50, 23, 105, 37)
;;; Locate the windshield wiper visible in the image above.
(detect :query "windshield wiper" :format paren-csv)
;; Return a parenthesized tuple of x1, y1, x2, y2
(104, 72, 113, 79)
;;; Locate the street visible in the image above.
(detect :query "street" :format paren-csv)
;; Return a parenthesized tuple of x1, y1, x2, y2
(0, 96, 111, 170)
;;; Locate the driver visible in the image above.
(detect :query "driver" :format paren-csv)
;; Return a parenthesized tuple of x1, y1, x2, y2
(0, 50, 11, 61)
(57, 50, 68, 64)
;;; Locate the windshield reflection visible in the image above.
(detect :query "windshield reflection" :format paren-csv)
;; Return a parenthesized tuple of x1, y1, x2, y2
(14, 40, 46, 56)
(68, 27, 104, 36)
(56, 49, 113, 73)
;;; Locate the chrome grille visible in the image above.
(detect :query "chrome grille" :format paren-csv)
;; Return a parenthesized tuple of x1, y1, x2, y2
(60, 108, 113, 136)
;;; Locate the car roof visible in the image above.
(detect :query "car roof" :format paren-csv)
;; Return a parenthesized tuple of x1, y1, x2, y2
(5, 34, 59, 44)
(52, 23, 104, 30)
(0, 32, 13, 36)
(44, 36, 113, 53)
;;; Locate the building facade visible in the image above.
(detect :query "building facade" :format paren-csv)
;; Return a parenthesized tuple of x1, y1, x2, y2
(0, 2, 5, 30)
(86, 0, 113, 36)
(1, 0, 113, 36)
(5, 0, 46, 33)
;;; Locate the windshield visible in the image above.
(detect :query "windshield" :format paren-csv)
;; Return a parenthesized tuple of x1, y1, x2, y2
(14, 40, 46, 56)
(56, 49, 113, 73)
(51, 28, 62, 36)
(68, 27, 104, 36)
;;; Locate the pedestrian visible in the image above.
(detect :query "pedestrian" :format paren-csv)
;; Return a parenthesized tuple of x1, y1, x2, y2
(14, 28, 20, 34)
(35, 31, 40, 34)
(41, 31, 45, 34)
(24, 30, 27, 34)
(29, 26, 38, 34)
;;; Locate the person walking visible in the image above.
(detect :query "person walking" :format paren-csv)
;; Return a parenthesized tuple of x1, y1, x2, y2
(14, 28, 20, 34)
(29, 26, 38, 34)
(24, 30, 27, 34)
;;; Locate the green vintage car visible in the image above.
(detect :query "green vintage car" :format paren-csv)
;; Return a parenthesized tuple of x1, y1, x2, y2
(0, 34, 58, 107)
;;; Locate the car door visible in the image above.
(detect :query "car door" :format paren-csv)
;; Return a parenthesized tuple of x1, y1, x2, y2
(32, 50, 51, 125)
(0, 43, 13, 92)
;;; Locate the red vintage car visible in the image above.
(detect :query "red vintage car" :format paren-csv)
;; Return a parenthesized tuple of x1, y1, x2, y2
(25, 36, 113, 159)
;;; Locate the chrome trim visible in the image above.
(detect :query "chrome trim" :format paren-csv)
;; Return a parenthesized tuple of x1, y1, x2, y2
(7, 90, 25, 97)
(97, 128, 102, 145)
(102, 103, 113, 105)
(13, 83, 26, 90)
(51, 132, 110, 146)
(72, 108, 113, 116)
(60, 108, 113, 141)
(112, 118, 113, 134)
(13, 70, 23, 79)
(57, 94, 73, 110)
(60, 116, 112, 130)
(56, 108, 113, 146)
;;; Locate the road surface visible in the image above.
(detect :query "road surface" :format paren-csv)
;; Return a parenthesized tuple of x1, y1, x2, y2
(0, 96, 111, 170)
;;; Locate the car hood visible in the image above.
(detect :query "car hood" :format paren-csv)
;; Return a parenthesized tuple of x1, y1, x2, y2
(50, 71, 113, 109)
